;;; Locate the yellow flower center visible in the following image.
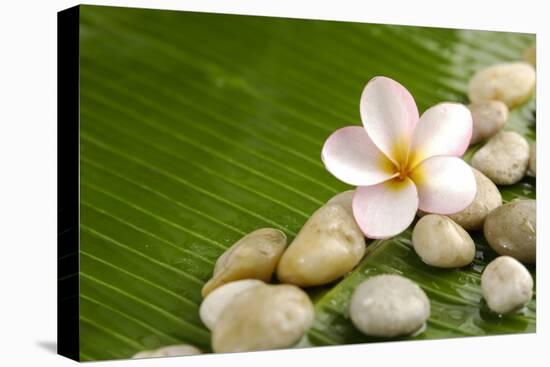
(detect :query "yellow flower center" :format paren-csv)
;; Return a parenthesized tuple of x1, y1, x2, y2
(393, 156, 414, 182)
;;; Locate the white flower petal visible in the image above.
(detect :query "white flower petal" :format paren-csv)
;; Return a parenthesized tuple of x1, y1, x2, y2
(322, 126, 397, 186)
(360, 77, 419, 165)
(352, 178, 419, 239)
(408, 102, 472, 168)
(410, 156, 476, 214)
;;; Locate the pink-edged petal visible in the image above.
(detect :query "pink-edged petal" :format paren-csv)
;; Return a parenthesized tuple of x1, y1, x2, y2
(410, 156, 476, 215)
(352, 178, 419, 239)
(360, 76, 419, 165)
(321, 126, 397, 186)
(408, 102, 472, 168)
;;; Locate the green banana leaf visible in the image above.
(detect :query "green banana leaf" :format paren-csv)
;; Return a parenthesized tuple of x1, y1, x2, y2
(74, 5, 536, 361)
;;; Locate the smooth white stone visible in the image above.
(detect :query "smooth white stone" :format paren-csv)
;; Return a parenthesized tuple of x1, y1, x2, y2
(481, 256, 533, 314)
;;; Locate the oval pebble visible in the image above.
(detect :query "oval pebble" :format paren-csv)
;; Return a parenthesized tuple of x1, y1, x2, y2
(202, 228, 286, 296)
(199, 279, 264, 330)
(326, 190, 355, 215)
(132, 344, 201, 359)
(349, 274, 430, 338)
(471, 131, 529, 185)
(412, 214, 475, 268)
(481, 256, 533, 314)
(468, 101, 508, 145)
(484, 199, 536, 263)
(447, 168, 502, 230)
(212, 284, 314, 353)
(277, 203, 365, 287)
(468, 62, 535, 108)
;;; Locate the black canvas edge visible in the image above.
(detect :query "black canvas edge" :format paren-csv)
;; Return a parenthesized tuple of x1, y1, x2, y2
(58, 4, 80, 362)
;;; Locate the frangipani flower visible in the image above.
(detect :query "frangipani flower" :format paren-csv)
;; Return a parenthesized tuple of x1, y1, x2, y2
(322, 76, 476, 239)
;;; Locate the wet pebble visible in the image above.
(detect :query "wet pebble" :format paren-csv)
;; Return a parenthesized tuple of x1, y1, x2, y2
(468, 62, 535, 108)
(277, 202, 365, 287)
(483, 199, 536, 263)
(212, 284, 314, 352)
(412, 214, 475, 268)
(468, 101, 508, 145)
(326, 189, 355, 215)
(199, 279, 264, 330)
(202, 228, 286, 296)
(481, 256, 533, 314)
(471, 131, 529, 185)
(447, 168, 502, 230)
(349, 274, 430, 337)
